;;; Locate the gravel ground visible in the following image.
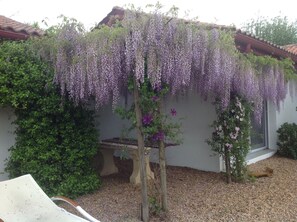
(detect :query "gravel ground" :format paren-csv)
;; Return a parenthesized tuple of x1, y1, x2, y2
(65, 155, 297, 222)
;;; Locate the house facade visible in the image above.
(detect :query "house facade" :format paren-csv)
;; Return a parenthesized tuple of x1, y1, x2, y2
(0, 10, 297, 181)
(96, 7, 297, 172)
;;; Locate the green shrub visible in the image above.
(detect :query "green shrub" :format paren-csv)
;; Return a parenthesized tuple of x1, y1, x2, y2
(0, 41, 101, 198)
(277, 122, 297, 159)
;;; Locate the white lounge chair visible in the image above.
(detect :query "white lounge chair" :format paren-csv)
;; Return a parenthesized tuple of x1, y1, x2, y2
(0, 174, 100, 222)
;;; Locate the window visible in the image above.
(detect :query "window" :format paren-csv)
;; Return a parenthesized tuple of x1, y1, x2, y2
(250, 102, 267, 151)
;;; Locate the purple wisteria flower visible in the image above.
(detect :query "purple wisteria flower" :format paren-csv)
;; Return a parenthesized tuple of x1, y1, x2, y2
(142, 114, 153, 125)
(52, 11, 289, 125)
(170, 108, 177, 116)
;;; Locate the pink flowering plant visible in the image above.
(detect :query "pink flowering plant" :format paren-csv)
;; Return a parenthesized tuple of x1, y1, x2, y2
(207, 96, 252, 182)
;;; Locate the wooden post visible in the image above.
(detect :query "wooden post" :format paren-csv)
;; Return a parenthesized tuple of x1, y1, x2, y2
(158, 101, 168, 211)
(133, 79, 149, 222)
(159, 140, 167, 211)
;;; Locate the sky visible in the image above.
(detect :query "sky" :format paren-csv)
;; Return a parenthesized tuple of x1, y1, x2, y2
(0, 0, 296, 31)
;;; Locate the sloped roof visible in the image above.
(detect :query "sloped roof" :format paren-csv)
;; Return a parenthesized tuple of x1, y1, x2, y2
(97, 7, 297, 64)
(0, 15, 44, 40)
(236, 30, 297, 57)
(283, 44, 297, 55)
(235, 30, 297, 63)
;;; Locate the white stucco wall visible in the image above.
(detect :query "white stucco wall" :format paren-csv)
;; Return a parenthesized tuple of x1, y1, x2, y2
(0, 107, 16, 181)
(266, 82, 297, 151)
(96, 98, 136, 140)
(276, 82, 297, 128)
(97, 94, 220, 172)
(150, 94, 220, 172)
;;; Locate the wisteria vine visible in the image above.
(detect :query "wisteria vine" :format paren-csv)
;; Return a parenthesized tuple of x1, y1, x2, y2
(47, 8, 293, 122)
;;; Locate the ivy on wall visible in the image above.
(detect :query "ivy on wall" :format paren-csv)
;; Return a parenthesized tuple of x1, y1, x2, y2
(0, 41, 100, 198)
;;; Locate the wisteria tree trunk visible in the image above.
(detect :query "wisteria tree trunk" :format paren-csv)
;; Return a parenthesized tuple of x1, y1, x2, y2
(224, 148, 231, 184)
(159, 139, 167, 211)
(158, 101, 168, 211)
(133, 79, 149, 222)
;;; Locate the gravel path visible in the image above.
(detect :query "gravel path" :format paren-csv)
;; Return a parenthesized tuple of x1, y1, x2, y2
(67, 155, 297, 221)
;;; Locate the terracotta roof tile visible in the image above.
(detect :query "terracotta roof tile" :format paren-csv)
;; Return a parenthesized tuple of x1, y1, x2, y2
(283, 44, 297, 55)
(0, 15, 44, 37)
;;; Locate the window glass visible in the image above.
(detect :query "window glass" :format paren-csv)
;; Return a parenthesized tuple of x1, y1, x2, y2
(250, 104, 266, 150)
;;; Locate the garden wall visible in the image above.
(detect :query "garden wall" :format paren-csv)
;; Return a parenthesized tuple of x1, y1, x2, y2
(0, 107, 16, 181)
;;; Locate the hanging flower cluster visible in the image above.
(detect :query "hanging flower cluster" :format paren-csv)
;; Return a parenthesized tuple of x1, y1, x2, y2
(50, 8, 291, 122)
(54, 24, 127, 108)
(238, 54, 288, 122)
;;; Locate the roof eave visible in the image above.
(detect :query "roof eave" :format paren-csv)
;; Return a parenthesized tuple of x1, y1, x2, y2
(97, 6, 125, 28)
(0, 29, 29, 40)
(235, 32, 297, 63)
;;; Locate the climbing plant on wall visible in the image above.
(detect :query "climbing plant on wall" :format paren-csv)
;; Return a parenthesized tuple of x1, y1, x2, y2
(0, 41, 100, 198)
(208, 96, 252, 182)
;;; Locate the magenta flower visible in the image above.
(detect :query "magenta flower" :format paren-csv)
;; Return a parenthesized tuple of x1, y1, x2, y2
(142, 114, 153, 125)
(170, 108, 177, 116)
(152, 131, 165, 141)
(154, 85, 162, 92)
(152, 95, 159, 102)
